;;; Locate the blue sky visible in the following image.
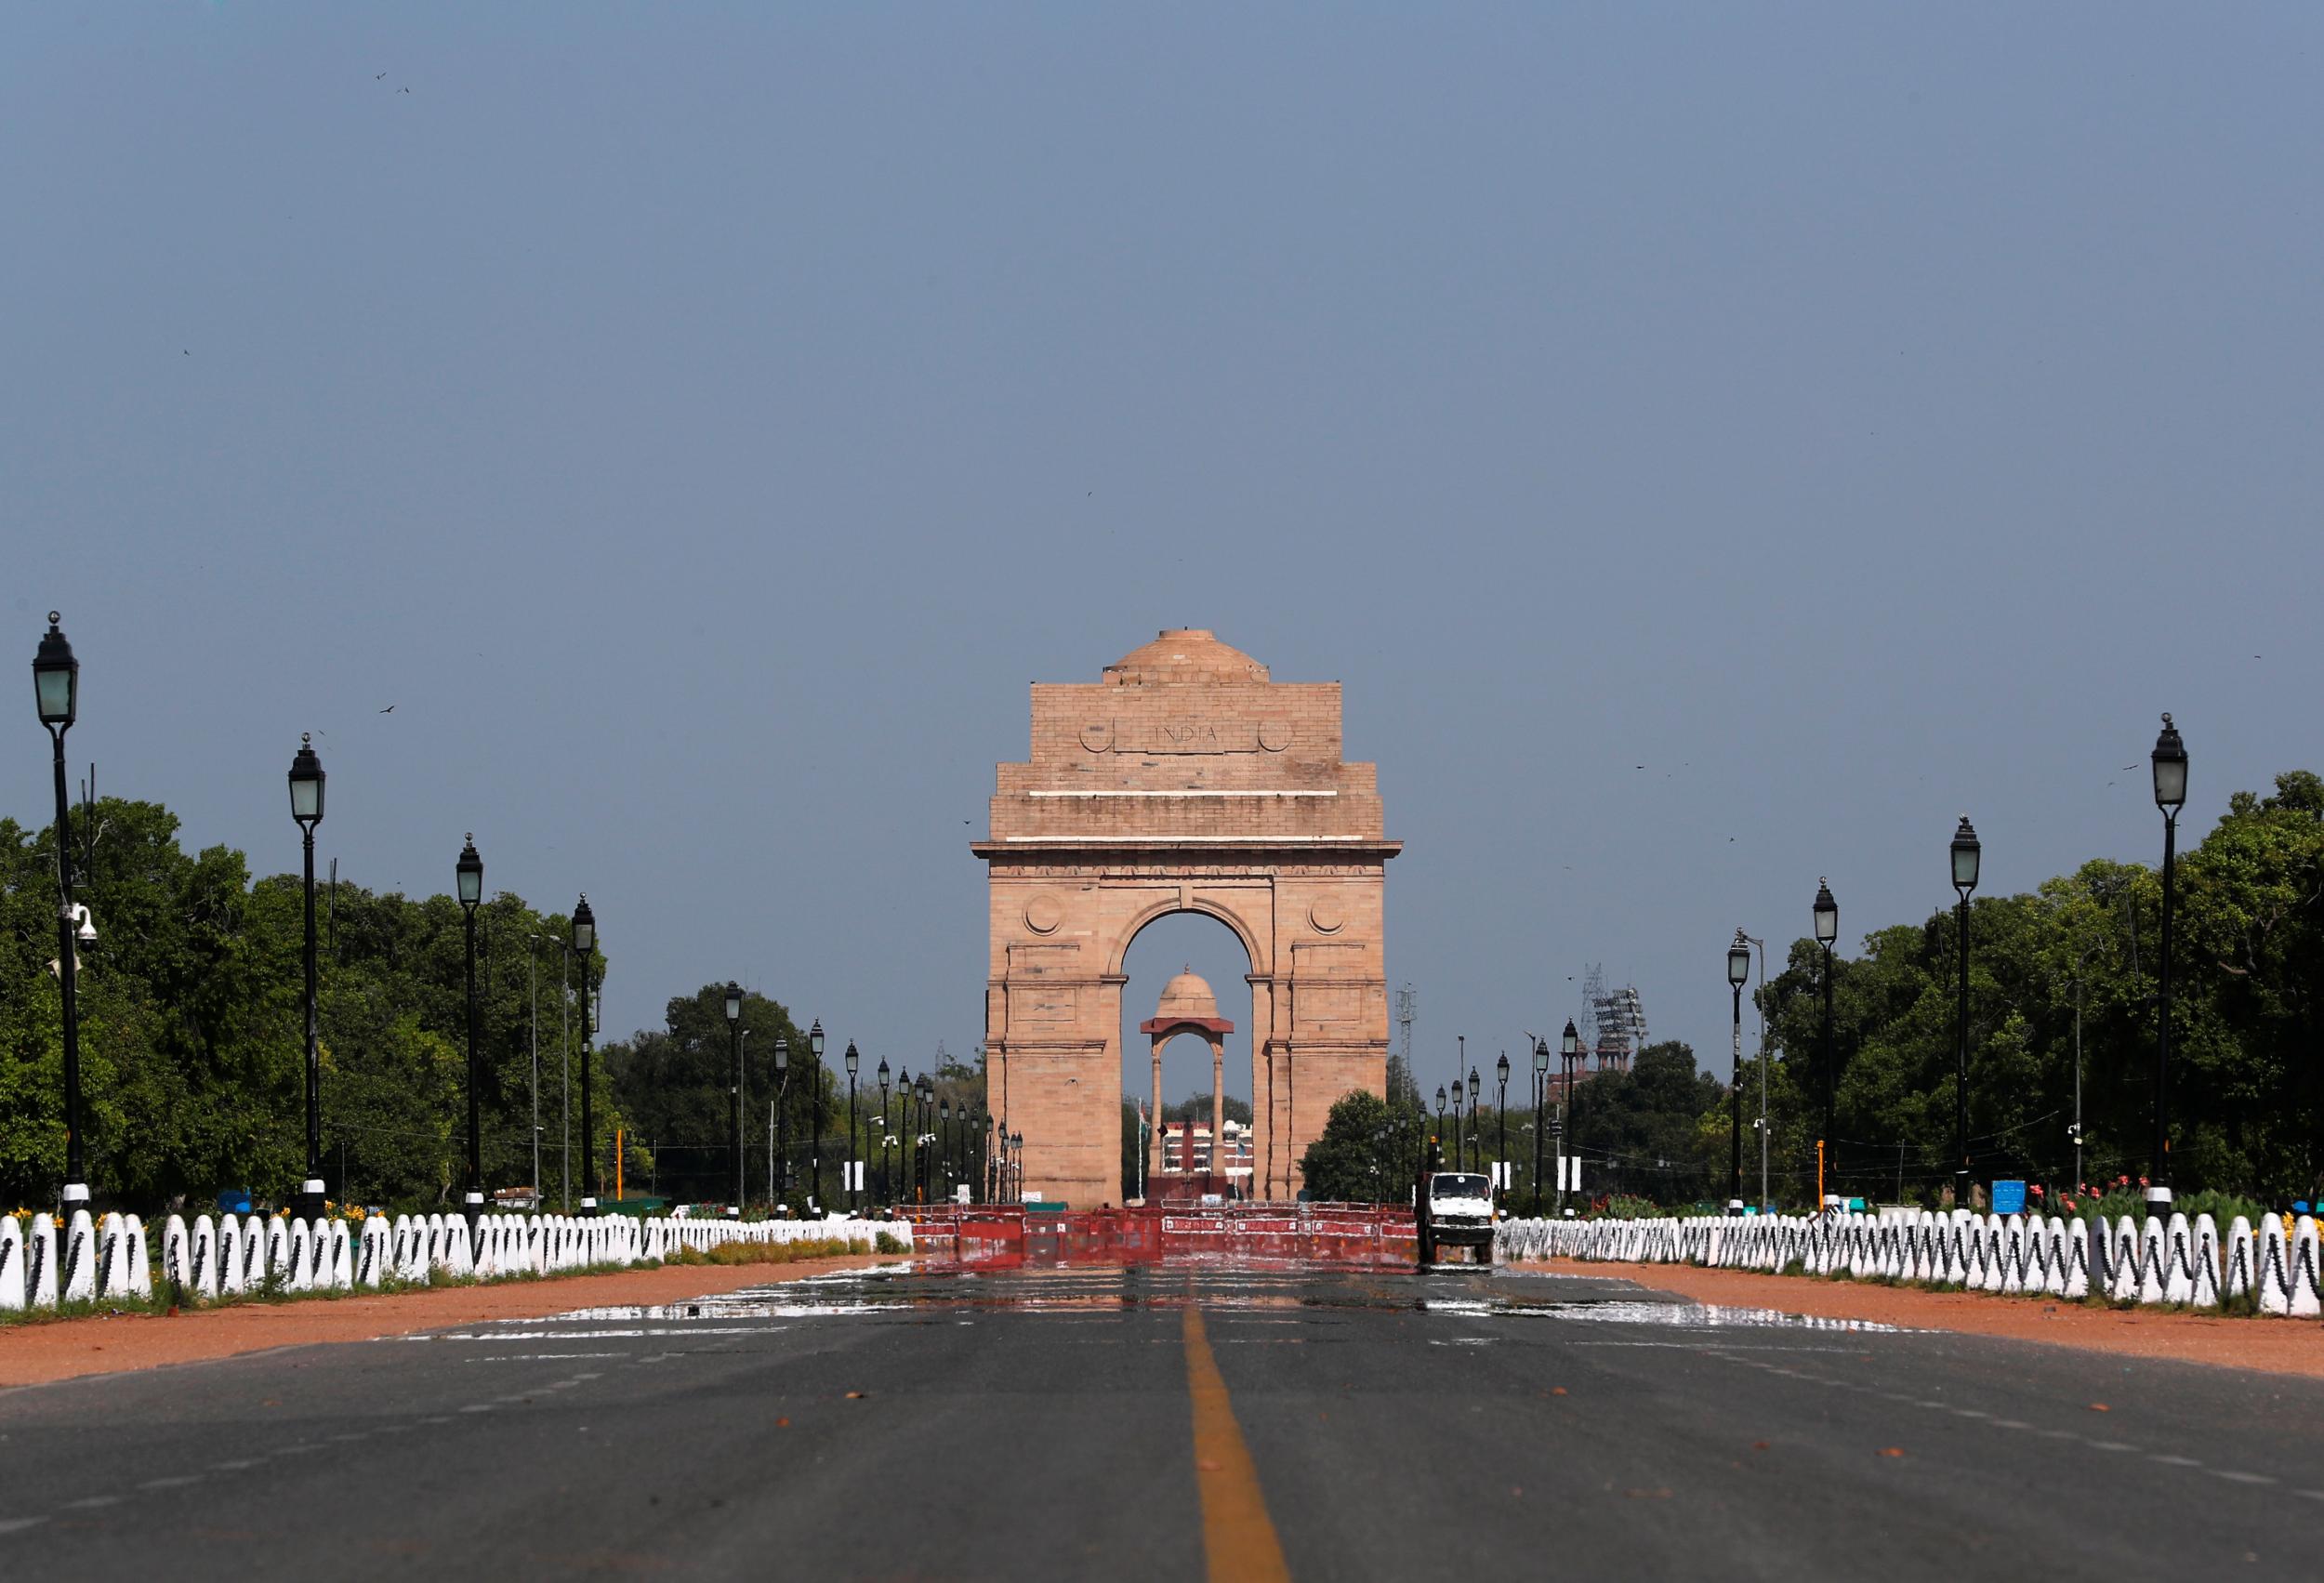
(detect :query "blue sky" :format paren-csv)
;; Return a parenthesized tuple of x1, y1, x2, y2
(6, 7, 2317, 1111)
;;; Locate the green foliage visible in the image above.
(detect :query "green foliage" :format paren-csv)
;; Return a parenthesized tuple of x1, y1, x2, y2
(1566, 1041, 1726, 1206)
(1743, 769, 2324, 1206)
(1298, 1088, 1428, 1203)
(0, 798, 618, 1213)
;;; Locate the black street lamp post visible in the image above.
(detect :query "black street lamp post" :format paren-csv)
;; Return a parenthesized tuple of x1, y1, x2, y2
(724, 983, 744, 1216)
(1727, 931, 1752, 1214)
(1467, 1067, 1481, 1177)
(808, 1020, 826, 1209)
(1950, 818, 1981, 1207)
(2150, 714, 2187, 1213)
(1814, 879, 1839, 1207)
(1531, 1037, 1550, 1216)
(846, 1040, 861, 1212)
(877, 1058, 891, 1206)
(917, 1075, 933, 1202)
(1494, 1053, 1509, 1203)
(1560, 1020, 1581, 1214)
(571, 895, 597, 1214)
(939, 1097, 953, 1201)
(456, 837, 485, 1233)
(33, 614, 88, 1216)
(773, 1034, 789, 1204)
(897, 1066, 911, 1206)
(1434, 1085, 1447, 1168)
(289, 734, 327, 1221)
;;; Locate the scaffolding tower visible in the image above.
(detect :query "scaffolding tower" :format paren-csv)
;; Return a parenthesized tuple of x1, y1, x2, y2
(1582, 964, 1647, 1073)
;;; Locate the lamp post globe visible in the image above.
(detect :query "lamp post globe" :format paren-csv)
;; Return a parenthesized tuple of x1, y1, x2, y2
(289, 735, 327, 1220)
(1949, 817, 1979, 1208)
(33, 613, 78, 728)
(2149, 714, 2187, 1210)
(810, 1019, 825, 1062)
(571, 893, 598, 1212)
(1950, 816, 1982, 895)
(33, 615, 89, 1210)
(456, 837, 484, 1232)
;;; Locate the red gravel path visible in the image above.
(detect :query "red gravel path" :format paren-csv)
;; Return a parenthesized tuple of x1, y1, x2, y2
(1515, 1257, 2324, 1378)
(0, 1255, 895, 1388)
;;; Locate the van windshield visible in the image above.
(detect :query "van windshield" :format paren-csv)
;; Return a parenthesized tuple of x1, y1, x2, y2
(1432, 1175, 1490, 1198)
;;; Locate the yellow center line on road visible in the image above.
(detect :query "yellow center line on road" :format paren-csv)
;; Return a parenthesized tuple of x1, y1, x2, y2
(1182, 1302, 1292, 1583)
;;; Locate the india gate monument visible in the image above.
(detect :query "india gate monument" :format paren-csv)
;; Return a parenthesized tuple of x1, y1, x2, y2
(974, 630, 1400, 1207)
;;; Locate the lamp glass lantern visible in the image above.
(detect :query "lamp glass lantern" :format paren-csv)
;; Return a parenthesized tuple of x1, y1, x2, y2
(570, 895, 595, 954)
(1496, 1051, 1510, 1086)
(810, 1019, 825, 1062)
(723, 982, 743, 1023)
(844, 1041, 859, 1077)
(773, 1034, 787, 1074)
(288, 733, 325, 825)
(1561, 1020, 1579, 1059)
(1951, 817, 1982, 894)
(1435, 1085, 1447, 1109)
(1728, 937, 1752, 986)
(1533, 1037, 1550, 1075)
(877, 1057, 891, 1096)
(456, 836, 482, 909)
(1467, 1067, 1481, 1103)
(33, 613, 77, 728)
(2152, 713, 2188, 811)
(1813, 879, 1838, 947)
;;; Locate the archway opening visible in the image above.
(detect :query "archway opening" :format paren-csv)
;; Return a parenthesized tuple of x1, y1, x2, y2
(1119, 911, 1255, 1201)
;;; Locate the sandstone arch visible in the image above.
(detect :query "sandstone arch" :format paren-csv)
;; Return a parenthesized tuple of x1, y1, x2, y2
(975, 630, 1399, 1206)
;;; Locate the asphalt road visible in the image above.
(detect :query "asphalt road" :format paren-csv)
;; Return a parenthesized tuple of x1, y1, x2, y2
(4, 1261, 2321, 1580)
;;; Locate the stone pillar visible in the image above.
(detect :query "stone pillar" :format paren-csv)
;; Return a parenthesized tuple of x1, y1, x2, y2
(1150, 1040, 1164, 1194)
(1209, 1036, 1224, 1190)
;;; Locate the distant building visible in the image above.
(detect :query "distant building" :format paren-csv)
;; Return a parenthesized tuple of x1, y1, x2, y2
(1159, 1117, 1254, 1184)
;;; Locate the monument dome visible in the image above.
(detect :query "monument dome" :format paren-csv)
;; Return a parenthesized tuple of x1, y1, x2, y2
(1103, 629, 1270, 686)
(1155, 968, 1220, 1023)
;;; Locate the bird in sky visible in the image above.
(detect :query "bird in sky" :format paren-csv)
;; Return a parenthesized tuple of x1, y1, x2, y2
(378, 705, 395, 714)
(375, 73, 388, 80)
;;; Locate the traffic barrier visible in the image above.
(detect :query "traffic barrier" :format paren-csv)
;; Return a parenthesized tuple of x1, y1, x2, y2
(1, 1208, 903, 1313)
(1496, 1207, 2324, 1320)
(0, 1216, 22, 1311)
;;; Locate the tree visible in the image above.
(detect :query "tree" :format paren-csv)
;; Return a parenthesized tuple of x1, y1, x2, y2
(1298, 1088, 1425, 1203)
(1565, 1042, 1723, 1207)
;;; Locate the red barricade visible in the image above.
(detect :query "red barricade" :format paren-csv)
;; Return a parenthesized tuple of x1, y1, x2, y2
(899, 1202, 1418, 1268)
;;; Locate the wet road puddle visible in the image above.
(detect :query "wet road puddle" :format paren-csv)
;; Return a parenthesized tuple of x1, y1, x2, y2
(1426, 1295, 1905, 1333)
(401, 1261, 1908, 1342)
